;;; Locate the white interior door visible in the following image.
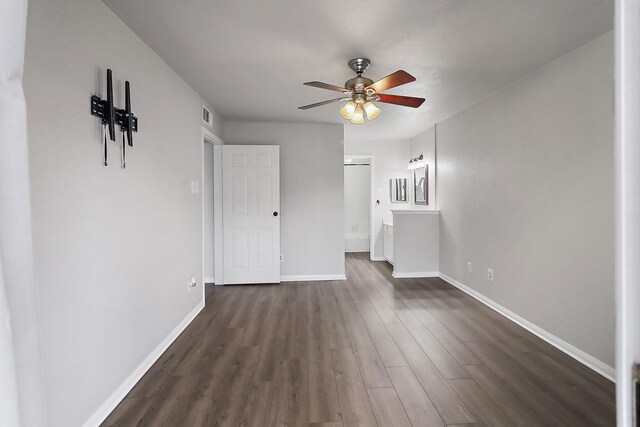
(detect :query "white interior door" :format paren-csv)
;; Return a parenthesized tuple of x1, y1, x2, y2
(223, 145, 280, 284)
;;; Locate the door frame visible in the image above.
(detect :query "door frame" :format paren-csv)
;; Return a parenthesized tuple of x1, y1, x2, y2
(344, 154, 375, 260)
(201, 127, 224, 290)
(615, 0, 640, 424)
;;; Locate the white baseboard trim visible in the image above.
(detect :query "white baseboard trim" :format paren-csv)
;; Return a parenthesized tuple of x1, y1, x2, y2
(438, 273, 615, 382)
(370, 256, 386, 262)
(82, 300, 205, 427)
(280, 274, 347, 282)
(392, 271, 439, 278)
(345, 250, 370, 253)
(204, 277, 215, 284)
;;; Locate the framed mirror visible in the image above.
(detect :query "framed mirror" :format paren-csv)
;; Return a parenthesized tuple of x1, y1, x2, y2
(414, 165, 428, 205)
(390, 178, 407, 202)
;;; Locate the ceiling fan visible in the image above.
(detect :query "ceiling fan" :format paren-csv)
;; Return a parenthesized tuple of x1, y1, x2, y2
(298, 58, 425, 124)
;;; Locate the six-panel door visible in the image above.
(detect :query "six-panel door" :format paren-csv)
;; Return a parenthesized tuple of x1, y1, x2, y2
(222, 145, 280, 284)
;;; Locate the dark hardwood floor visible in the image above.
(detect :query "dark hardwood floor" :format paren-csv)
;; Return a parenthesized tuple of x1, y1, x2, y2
(102, 253, 615, 426)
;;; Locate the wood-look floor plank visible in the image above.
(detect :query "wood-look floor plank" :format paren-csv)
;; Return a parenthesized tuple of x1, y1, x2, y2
(308, 339, 342, 423)
(101, 397, 157, 426)
(386, 322, 475, 425)
(353, 299, 407, 367)
(272, 358, 310, 427)
(448, 378, 514, 427)
(196, 345, 262, 426)
(464, 363, 554, 427)
(466, 342, 594, 427)
(331, 282, 359, 315)
(228, 285, 261, 328)
(239, 380, 276, 427)
(320, 296, 353, 350)
(463, 307, 538, 353)
(536, 379, 615, 427)
(400, 290, 481, 365)
(241, 294, 276, 346)
(367, 388, 412, 427)
(348, 260, 402, 324)
(253, 295, 290, 381)
(393, 306, 469, 379)
(386, 366, 445, 427)
(331, 348, 378, 427)
(517, 349, 615, 409)
(341, 309, 392, 388)
(284, 299, 309, 359)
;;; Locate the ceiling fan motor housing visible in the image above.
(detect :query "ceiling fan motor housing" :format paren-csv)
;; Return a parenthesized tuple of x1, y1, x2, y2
(348, 58, 371, 75)
(346, 58, 375, 102)
(345, 76, 374, 94)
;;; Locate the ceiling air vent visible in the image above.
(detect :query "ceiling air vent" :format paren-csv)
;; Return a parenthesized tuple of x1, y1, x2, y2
(202, 106, 212, 126)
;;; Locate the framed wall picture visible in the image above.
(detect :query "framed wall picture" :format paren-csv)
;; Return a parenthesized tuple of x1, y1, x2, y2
(390, 178, 408, 202)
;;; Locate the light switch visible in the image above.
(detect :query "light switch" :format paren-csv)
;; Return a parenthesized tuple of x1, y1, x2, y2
(191, 181, 200, 194)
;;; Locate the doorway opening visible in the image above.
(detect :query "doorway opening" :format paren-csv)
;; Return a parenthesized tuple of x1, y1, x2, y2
(344, 155, 374, 257)
(202, 127, 223, 286)
(203, 142, 215, 284)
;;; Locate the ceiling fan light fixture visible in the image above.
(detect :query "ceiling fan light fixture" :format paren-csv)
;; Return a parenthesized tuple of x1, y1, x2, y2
(364, 101, 381, 120)
(299, 58, 425, 123)
(340, 101, 356, 119)
(350, 105, 365, 124)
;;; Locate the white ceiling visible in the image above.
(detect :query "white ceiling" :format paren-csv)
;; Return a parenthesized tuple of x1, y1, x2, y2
(103, 0, 612, 141)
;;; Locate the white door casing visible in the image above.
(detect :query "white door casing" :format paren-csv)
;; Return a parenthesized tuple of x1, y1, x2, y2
(223, 145, 280, 284)
(616, 0, 640, 425)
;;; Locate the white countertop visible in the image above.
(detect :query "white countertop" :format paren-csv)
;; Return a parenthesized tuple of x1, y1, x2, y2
(391, 208, 440, 215)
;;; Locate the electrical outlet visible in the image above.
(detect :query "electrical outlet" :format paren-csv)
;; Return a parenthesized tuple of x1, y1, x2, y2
(280, 253, 284, 262)
(190, 181, 200, 194)
(487, 269, 494, 281)
(467, 262, 472, 273)
(187, 276, 197, 292)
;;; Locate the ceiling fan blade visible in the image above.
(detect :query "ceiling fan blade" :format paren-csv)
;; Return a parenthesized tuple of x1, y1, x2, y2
(367, 70, 416, 93)
(376, 93, 425, 108)
(298, 97, 349, 110)
(303, 81, 350, 93)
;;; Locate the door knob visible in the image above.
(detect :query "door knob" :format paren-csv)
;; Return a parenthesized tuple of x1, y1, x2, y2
(273, 212, 278, 217)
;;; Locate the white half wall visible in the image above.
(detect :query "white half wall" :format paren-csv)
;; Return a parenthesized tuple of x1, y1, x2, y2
(23, 0, 224, 425)
(344, 164, 371, 252)
(437, 32, 615, 369)
(391, 211, 440, 276)
(225, 122, 345, 278)
(345, 139, 411, 260)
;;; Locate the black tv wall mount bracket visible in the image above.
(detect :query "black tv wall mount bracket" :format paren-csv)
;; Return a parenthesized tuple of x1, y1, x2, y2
(90, 68, 139, 167)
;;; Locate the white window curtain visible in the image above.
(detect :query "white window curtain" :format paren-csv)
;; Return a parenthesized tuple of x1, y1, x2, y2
(0, 0, 45, 426)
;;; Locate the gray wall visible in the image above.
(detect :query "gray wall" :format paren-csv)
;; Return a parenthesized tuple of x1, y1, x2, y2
(345, 139, 411, 260)
(410, 127, 437, 208)
(225, 122, 345, 278)
(437, 32, 614, 367)
(23, 0, 224, 425)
